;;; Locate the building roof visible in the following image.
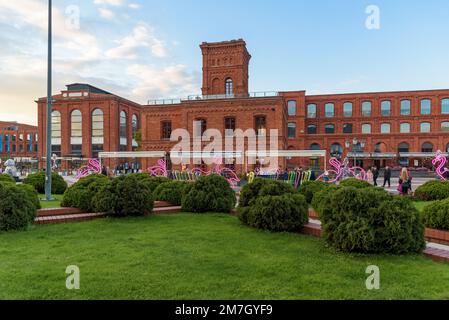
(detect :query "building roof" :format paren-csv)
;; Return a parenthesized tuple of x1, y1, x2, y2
(66, 83, 112, 95)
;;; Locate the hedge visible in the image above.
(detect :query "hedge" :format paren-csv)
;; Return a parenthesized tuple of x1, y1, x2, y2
(320, 187, 425, 254)
(153, 181, 189, 206)
(339, 178, 372, 189)
(93, 175, 154, 217)
(61, 174, 109, 212)
(0, 174, 15, 184)
(128, 174, 170, 193)
(23, 172, 68, 194)
(298, 180, 330, 204)
(422, 199, 449, 231)
(0, 182, 37, 231)
(182, 174, 236, 213)
(239, 178, 297, 207)
(311, 184, 341, 215)
(239, 193, 308, 232)
(415, 180, 449, 201)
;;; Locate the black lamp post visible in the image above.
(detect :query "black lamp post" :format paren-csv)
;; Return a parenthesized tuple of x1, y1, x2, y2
(345, 138, 366, 167)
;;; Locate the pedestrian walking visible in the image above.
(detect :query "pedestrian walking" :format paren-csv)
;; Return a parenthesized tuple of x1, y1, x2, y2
(383, 166, 391, 188)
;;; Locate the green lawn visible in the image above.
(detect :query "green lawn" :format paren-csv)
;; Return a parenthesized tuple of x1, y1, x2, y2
(0, 214, 448, 300)
(39, 194, 63, 209)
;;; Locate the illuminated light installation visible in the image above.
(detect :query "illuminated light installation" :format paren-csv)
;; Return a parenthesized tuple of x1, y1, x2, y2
(148, 159, 168, 177)
(432, 150, 449, 180)
(317, 157, 367, 183)
(76, 159, 101, 179)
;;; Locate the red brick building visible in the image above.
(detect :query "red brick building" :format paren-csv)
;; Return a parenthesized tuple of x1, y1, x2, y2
(37, 39, 449, 172)
(0, 121, 38, 163)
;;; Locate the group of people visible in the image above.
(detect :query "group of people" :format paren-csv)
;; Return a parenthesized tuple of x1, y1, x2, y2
(367, 166, 412, 195)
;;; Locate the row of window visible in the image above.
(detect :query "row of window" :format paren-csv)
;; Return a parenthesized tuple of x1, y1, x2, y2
(303, 121, 449, 135)
(160, 116, 267, 139)
(51, 109, 139, 157)
(309, 142, 447, 154)
(286, 99, 449, 118)
(0, 133, 37, 153)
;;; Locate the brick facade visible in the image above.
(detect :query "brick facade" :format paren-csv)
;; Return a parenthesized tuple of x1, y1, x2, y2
(36, 39, 449, 172)
(0, 121, 38, 161)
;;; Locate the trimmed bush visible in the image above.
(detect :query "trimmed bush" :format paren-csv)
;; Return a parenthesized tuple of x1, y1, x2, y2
(320, 187, 425, 254)
(23, 172, 68, 194)
(415, 180, 449, 201)
(298, 180, 330, 204)
(182, 174, 236, 213)
(239, 178, 297, 207)
(311, 184, 341, 215)
(17, 183, 41, 210)
(0, 182, 37, 231)
(0, 174, 15, 184)
(129, 174, 170, 193)
(422, 199, 449, 231)
(339, 178, 372, 189)
(153, 181, 189, 206)
(240, 193, 308, 232)
(61, 174, 109, 212)
(93, 175, 154, 216)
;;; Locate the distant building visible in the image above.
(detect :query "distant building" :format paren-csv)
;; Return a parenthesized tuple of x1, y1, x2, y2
(0, 121, 38, 165)
(37, 39, 449, 172)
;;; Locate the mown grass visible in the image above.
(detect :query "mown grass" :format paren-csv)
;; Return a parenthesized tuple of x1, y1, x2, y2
(39, 194, 63, 209)
(0, 214, 448, 300)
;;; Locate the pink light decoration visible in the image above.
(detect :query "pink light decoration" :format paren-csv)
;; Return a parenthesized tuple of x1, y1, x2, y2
(433, 150, 449, 180)
(317, 157, 367, 183)
(148, 159, 168, 177)
(76, 159, 101, 180)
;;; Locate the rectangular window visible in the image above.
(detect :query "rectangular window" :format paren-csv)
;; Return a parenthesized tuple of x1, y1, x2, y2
(287, 101, 297, 116)
(307, 104, 317, 118)
(362, 101, 372, 117)
(325, 103, 334, 118)
(161, 121, 172, 140)
(421, 99, 431, 115)
(343, 102, 353, 117)
(381, 101, 391, 116)
(442, 99, 449, 114)
(401, 100, 411, 115)
(343, 123, 353, 134)
(255, 116, 266, 135)
(224, 117, 236, 136)
(288, 123, 296, 138)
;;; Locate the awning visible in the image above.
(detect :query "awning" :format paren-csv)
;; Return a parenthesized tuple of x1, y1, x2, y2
(347, 152, 397, 159)
(399, 152, 448, 158)
(245, 150, 327, 157)
(99, 151, 166, 158)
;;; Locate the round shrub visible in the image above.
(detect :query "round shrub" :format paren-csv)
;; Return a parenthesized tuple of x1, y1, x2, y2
(240, 193, 308, 232)
(0, 182, 37, 231)
(93, 175, 154, 216)
(129, 174, 170, 193)
(320, 187, 425, 254)
(0, 174, 15, 184)
(339, 178, 372, 189)
(422, 199, 449, 231)
(415, 180, 449, 201)
(182, 174, 236, 213)
(239, 178, 297, 207)
(61, 174, 109, 212)
(311, 184, 341, 215)
(23, 172, 68, 195)
(17, 183, 41, 210)
(153, 181, 189, 206)
(298, 180, 330, 204)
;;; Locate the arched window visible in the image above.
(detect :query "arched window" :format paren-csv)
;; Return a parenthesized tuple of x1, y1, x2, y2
(119, 111, 127, 151)
(70, 110, 82, 155)
(307, 124, 317, 134)
(325, 103, 334, 118)
(421, 142, 434, 153)
(310, 143, 320, 150)
(343, 102, 353, 117)
(442, 122, 449, 132)
(287, 101, 297, 116)
(401, 100, 411, 116)
(420, 122, 431, 133)
(380, 123, 391, 134)
(362, 101, 372, 117)
(287, 123, 296, 138)
(325, 124, 335, 134)
(330, 143, 343, 158)
(400, 122, 411, 133)
(225, 78, 233, 96)
(132, 114, 139, 150)
(442, 99, 449, 114)
(307, 104, 317, 118)
(374, 142, 387, 153)
(91, 109, 104, 158)
(421, 99, 431, 115)
(361, 123, 372, 134)
(381, 100, 391, 116)
(398, 142, 410, 153)
(51, 111, 61, 156)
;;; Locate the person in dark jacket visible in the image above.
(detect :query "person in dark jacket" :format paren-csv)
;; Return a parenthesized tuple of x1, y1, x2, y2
(382, 166, 391, 188)
(372, 166, 379, 186)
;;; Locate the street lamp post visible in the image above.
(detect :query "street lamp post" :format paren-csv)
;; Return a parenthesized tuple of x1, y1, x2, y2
(345, 138, 366, 167)
(44, 0, 53, 201)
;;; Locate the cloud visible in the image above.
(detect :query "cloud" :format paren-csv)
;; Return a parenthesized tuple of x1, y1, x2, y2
(98, 8, 115, 20)
(93, 0, 125, 6)
(128, 3, 141, 9)
(127, 64, 200, 101)
(106, 23, 167, 59)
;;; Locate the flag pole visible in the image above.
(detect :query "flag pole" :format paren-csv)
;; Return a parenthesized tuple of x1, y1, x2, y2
(44, 0, 53, 200)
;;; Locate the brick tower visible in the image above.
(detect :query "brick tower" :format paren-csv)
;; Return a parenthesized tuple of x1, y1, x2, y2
(200, 39, 251, 97)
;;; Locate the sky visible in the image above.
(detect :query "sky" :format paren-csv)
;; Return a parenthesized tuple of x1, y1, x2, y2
(1, 0, 449, 125)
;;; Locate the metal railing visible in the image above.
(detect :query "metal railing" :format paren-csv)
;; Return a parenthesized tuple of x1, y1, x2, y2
(146, 91, 279, 106)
